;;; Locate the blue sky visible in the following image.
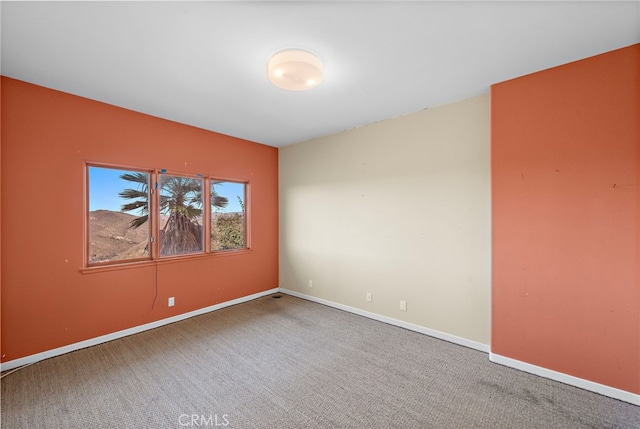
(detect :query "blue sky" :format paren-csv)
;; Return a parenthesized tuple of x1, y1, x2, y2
(89, 167, 245, 213)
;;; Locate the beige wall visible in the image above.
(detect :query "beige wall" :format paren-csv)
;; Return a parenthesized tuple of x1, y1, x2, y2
(279, 93, 491, 345)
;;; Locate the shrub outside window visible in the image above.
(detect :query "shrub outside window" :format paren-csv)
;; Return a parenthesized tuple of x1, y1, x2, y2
(211, 181, 246, 251)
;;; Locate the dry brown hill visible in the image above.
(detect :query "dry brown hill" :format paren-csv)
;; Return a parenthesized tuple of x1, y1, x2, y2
(88, 210, 149, 263)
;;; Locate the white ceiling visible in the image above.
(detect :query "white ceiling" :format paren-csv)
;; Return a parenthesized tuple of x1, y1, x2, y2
(2, 1, 639, 147)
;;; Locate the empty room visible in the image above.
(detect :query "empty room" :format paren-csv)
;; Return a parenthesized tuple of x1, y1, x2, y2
(1, 2, 639, 428)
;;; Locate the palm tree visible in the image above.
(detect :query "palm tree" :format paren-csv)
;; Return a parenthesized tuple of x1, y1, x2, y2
(211, 181, 230, 209)
(119, 173, 228, 256)
(119, 172, 149, 229)
(158, 176, 204, 256)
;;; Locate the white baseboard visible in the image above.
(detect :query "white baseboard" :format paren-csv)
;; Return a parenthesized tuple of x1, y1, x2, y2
(279, 288, 639, 406)
(490, 353, 639, 406)
(5, 287, 638, 406)
(0, 288, 279, 372)
(279, 288, 490, 353)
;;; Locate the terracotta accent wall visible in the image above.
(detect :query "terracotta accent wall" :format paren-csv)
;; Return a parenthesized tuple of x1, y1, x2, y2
(0, 77, 278, 362)
(492, 44, 639, 394)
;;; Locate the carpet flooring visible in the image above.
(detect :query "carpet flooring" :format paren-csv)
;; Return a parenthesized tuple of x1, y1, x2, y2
(1, 294, 638, 428)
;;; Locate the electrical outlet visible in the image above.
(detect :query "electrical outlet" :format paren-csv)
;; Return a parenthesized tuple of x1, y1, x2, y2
(400, 300, 407, 311)
(168, 297, 175, 307)
(366, 292, 372, 302)
(309, 280, 313, 288)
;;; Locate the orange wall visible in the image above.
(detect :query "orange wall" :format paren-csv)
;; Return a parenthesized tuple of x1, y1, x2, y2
(0, 77, 278, 362)
(492, 44, 639, 394)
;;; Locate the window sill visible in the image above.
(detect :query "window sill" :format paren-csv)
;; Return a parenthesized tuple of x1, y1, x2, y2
(81, 248, 253, 274)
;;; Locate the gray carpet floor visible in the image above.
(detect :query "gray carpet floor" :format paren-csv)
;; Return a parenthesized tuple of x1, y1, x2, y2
(1, 293, 638, 428)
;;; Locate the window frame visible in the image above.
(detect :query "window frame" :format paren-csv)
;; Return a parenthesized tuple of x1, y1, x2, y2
(86, 163, 155, 267)
(84, 162, 250, 270)
(210, 179, 248, 252)
(157, 172, 206, 258)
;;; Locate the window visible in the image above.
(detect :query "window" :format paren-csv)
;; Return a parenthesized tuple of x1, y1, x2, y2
(87, 166, 151, 264)
(159, 174, 204, 257)
(211, 181, 246, 251)
(86, 164, 248, 267)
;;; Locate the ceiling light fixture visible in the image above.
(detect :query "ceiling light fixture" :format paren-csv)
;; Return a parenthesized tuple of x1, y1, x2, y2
(267, 49, 324, 91)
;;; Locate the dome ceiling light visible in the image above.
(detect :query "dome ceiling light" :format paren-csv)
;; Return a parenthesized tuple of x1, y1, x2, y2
(267, 49, 324, 91)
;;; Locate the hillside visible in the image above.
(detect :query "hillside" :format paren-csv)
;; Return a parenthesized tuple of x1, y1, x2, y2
(89, 209, 245, 262)
(88, 210, 149, 263)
